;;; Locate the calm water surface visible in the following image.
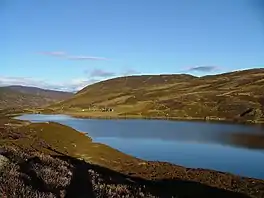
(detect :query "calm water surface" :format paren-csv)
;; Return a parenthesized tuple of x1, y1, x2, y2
(16, 114, 264, 179)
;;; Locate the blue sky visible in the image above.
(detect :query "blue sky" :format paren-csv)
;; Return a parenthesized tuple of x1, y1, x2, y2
(1, 0, 264, 91)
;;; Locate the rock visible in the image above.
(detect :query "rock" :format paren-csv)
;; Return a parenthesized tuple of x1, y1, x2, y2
(72, 143, 77, 147)
(0, 154, 10, 170)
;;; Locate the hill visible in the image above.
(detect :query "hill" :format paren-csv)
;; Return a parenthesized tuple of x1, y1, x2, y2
(7, 85, 73, 100)
(0, 86, 73, 109)
(50, 68, 264, 123)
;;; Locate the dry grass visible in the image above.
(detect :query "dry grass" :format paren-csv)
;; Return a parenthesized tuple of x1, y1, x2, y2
(0, 147, 161, 198)
(49, 68, 264, 124)
(0, 146, 257, 198)
(0, 147, 72, 198)
(0, 87, 72, 109)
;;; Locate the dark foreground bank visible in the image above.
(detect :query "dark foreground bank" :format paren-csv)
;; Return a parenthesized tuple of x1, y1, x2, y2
(0, 146, 257, 198)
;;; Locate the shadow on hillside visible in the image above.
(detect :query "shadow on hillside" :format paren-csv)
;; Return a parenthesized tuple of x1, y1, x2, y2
(19, 156, 64, 197)
(63, 156, 95, 198)
(50, 151, 250, 198)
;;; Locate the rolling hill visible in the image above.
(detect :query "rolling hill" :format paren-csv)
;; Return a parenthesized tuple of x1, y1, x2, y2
(7, 85, 73, 100)
(50, 68, 264, 123)
(0, 86, 73, 109)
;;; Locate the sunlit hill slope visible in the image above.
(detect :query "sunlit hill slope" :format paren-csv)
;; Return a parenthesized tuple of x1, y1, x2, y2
(50, 68, 264, 123)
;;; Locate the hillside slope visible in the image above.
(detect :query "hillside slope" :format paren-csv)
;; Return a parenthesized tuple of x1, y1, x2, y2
(51, 68, 264, 123)
(7, 85, 73, 100)
(0, 86, 73, 109)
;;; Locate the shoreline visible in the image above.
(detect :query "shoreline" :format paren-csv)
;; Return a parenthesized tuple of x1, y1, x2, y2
(9, 117, 264, 179)
(36, 109, 264, 126)
(10, 114, 264, 178)
(14, 112, 264, 178)
(2, 113, 264, 197)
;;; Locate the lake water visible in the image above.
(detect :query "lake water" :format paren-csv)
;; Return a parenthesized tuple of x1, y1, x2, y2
(16, 114, 264, 179)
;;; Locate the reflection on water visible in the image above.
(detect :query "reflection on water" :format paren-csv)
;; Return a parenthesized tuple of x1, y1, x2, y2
(16, 114, 264, 179)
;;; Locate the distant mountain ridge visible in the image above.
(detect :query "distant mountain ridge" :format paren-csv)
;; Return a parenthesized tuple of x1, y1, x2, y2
(0, 86, 73, 109)
(50, 68, 264, 123)
(6, 85, 73, 100)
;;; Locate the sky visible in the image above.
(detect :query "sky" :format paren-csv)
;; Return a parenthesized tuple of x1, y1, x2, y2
(1, 0, 264, 92)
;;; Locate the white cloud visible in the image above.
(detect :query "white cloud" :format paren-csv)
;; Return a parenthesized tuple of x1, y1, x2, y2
(89, 69, 116, 77)
(37, 51, 66, 56)
(122, 69, 141, 76)
(37, 51, 108, 61)
(61, 78, 98, 92)
(0, 76, 97, 92)
(67, 55, 108, 61)
(0, 76, 46, 87)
